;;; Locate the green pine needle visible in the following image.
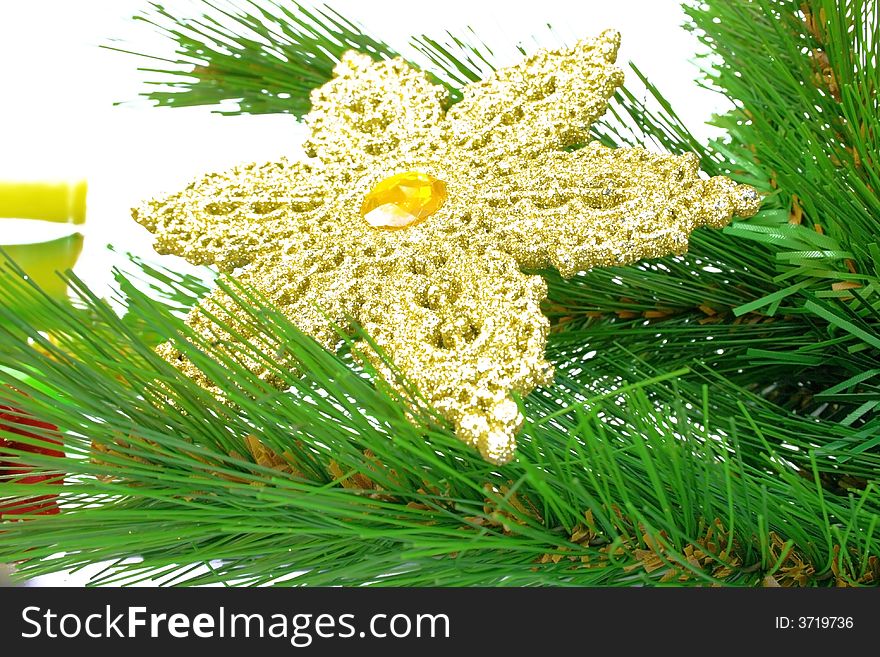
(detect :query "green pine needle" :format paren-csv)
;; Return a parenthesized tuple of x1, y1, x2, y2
(106, 1, 400, 115)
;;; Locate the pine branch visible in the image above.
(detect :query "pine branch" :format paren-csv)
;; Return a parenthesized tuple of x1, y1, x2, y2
(107, 1, 400, 115)
(529, 1, 878, 443)
(111, 0, 497, 114)
(1, 257, 878, 586)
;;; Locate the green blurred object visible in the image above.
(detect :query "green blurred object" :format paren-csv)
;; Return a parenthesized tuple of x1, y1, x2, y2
(1, 233, 84, 301)
(0, 180, 87, 225)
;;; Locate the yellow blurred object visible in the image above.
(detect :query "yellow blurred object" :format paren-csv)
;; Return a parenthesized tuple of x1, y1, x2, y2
(0, 179, 87, 224)
(1, 233, 84, 299)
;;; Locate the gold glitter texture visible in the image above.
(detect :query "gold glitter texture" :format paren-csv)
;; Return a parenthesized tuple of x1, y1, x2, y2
(134, 30, 761, 464)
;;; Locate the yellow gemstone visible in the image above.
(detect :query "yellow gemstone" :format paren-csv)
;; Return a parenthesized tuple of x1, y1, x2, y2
(360, 171, 447, 229)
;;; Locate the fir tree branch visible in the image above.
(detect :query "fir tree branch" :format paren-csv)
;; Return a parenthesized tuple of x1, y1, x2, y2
(1, 258, 878, 586)
(107, 1, 400, 115)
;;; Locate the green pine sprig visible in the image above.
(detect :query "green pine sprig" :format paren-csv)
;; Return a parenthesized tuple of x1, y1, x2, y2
(1, 260, 877, 586)
(105, 1, 399, 115)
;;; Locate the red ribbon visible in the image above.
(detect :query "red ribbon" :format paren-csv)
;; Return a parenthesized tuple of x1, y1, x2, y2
(0, 403, 64, 519)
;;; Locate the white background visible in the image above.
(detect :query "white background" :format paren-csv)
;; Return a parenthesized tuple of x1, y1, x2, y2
(0, 0, 728, 585)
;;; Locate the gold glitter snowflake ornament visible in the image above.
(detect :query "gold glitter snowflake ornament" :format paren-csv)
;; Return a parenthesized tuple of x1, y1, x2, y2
(134, 30, 760, 464)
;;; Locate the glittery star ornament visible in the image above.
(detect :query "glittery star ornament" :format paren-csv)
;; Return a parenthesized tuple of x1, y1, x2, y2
(134, 30, 760, 464)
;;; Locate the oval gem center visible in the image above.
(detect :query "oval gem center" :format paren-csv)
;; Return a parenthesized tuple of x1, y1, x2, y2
(360, 171, 447, 229)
